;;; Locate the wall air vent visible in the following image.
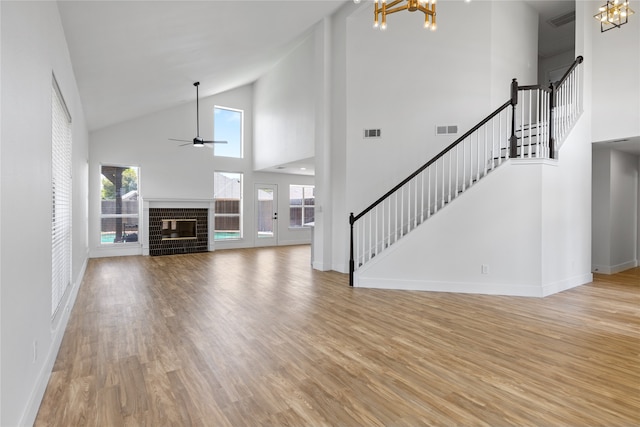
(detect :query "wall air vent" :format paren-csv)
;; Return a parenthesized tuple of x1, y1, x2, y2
(363, 129, 381, 139)
(436, 125, 458, 136)
(548, 10, 575, 28)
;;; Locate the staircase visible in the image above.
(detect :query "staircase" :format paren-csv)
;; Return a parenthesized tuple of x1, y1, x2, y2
(349, 56, 584, 286)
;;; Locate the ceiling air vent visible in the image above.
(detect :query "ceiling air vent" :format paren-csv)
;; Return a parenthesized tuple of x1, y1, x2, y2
(364, 129, 381, 139)
(548, 10, 575, 28)
(436, 125, 458, 136)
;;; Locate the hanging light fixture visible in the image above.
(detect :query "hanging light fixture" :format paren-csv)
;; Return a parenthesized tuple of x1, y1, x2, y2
(355, 0, 437, 31)
(594, 0, 635, 32)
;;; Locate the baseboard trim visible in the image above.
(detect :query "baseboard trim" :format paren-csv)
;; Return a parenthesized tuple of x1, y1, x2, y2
(356, 272, 594, 297)
(593, 260, 638, 275)
(20, 256, 88, 426)
(355, 277, 546, 297)
(541, 272, 593, 297)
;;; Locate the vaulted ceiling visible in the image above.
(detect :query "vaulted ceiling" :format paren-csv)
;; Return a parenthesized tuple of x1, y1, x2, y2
(58, 1, 347, 131)
(58, 1, 577, 133)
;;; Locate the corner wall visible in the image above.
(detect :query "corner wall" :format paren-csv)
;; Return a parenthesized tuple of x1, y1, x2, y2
(592, 148, 639, 273)
(590, 0, 640, 143)
(0, 2, 90, 425)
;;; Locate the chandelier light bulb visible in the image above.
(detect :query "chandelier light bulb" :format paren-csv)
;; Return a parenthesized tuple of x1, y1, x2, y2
(594, 0, 634, 31)
(364, 0, 438, 31)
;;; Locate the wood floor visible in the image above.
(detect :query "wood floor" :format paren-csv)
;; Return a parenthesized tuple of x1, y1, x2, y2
(36, 246, 639, 426)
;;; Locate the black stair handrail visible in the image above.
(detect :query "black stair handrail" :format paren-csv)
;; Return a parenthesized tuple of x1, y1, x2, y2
(351, 99, 511, 224)
(349, 98, 512, 286)
(349, 57, 584, 286)
(558, 56, 584, 86)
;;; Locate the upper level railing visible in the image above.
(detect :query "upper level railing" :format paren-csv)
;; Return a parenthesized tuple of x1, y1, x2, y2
(349, 56, 584, 286)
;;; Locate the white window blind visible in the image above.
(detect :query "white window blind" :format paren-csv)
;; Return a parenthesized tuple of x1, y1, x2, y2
(51, 76, 72, 318)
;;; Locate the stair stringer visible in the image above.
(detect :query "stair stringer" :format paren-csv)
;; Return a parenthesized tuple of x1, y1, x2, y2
(354, 158, 549, 297)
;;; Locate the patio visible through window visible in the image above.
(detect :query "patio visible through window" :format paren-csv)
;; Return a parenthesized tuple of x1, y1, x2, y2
(214, 171, 242, 240)
(100, 165, 139, 244)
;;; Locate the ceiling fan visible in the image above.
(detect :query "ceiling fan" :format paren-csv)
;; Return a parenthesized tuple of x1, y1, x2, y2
(169, 82, 227, 147)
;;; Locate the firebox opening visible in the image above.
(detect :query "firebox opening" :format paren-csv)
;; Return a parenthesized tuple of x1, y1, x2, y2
(162, 219, 197, 240)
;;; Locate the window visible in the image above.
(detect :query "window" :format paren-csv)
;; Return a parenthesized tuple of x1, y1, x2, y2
(214, 172, 242, 240)
(213, 106, 243, 158)
(52, 76, 72, 317)
(100, 165, 139, 244)
(289, 185, 315, 227)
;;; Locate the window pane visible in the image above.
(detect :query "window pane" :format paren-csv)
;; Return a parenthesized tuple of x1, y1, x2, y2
(214, 172, 242, 240)
(214, 107, 243, 158)
(100, 166, 139, 244)
(289, 185, 315, 227)
(289, 207, 302, 228)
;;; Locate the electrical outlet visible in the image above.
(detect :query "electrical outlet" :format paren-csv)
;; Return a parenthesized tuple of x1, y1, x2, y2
(33, 340, 38, 363)
(481, 264, 489, 274)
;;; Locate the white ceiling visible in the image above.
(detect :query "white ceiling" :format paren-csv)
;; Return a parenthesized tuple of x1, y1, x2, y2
(58, 0, 347, 132)
(58, 0, 580, 134)
(594, 136, 640, 156)
(526, 0, 575, 58)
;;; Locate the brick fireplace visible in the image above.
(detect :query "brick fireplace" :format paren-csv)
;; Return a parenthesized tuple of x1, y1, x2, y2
(143, 199, 215, 256)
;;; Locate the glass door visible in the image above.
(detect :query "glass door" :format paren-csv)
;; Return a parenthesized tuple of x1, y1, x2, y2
(255, 184, 277, 247)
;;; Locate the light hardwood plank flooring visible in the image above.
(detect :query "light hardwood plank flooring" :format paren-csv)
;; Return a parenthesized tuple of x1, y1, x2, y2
(36, 246, 639, 426)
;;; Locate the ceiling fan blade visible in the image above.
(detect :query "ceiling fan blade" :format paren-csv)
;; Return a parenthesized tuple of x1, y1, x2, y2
(179, 142, 192, 146)
(201, 140, 228, 144)
(169, 138, 191, 143)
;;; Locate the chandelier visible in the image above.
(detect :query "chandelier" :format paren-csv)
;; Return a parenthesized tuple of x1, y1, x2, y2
(355, 0, 437, 30)
(594, 0, 635, 32)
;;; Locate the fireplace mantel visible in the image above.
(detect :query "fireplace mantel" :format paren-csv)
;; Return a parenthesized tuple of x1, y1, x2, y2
(144, 198, 215, 208)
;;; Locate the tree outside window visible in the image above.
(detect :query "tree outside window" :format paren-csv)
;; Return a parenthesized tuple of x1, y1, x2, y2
(100, 165, 139, 244)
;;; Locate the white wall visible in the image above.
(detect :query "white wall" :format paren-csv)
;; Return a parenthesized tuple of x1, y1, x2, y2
(346, 1, 490, 215)
(253, 33, 315, 171)
(592, 148, 639, 273)
(90, 84, 312, 257)
(325, 0, 538, 275)
(539, 50, 576, 86)
(353, 1, 593, 295)
(355, 162, 546, 295)
(591, 0, 640, 143)
(540, 115, 593, 291)
(490, 0, 539, 104)
(0, 2, 89, 425)
(610, 150, 638, 268)
(356, 104, 593, 296)
(592, 148, 612, 269)
(344, 0, 538, 217)
(588, 0, 640, 273)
